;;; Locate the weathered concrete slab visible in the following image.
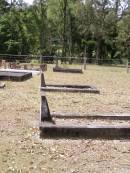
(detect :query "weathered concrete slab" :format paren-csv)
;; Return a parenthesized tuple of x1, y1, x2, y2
(40, 96, 53, 122)
(51, 113, 130, 120)
(0, 82, 5, 88)
(46, 84, 93, 88)
(53, 66, 83, 73)
(40, 122, 130, 139)
(41, 86, 99, 94)
(0, 71, 32, 81)
(0, 69, 40, 76)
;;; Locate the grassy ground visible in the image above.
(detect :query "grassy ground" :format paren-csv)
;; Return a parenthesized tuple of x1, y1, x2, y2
(0, 65, 130, 173)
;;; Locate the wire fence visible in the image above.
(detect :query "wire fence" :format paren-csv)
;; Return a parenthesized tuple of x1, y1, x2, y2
(0, 54, 130, 72)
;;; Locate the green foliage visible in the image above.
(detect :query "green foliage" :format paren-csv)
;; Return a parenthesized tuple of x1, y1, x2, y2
(30, 59, 39, 64)
(0, 0, 130, 64)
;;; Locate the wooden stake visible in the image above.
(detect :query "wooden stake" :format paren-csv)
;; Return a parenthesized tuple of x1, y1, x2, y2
(84, 45, 87, 70)
(126, 59, 129, 73)
(84, 57, 87, 70)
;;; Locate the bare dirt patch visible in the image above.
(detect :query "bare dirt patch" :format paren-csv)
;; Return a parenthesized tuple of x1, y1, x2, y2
(0, 65, 130, 173)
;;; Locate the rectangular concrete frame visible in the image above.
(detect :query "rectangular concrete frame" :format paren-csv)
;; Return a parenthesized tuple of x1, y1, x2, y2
(51, 113, 130, 120)
(39, 70, 130, 139)
(0, 71, 32, 81)
(53, 66, 83, 73)
(40, 94, 130, 139)
(41, 85, 99, 94)
(40, 122, 130, 139)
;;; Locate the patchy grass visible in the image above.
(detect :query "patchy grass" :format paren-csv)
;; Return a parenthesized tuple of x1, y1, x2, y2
(0, 65, 130, 173)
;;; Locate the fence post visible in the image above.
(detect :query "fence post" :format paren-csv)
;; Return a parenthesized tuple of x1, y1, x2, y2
(40, 55, 42, 64)
(56, 56, 58, 67)
(84, 57, 87, 70)
(2, 60, 6, 69)
(83, 45, 87, 70)
(126, 59, 129, 73)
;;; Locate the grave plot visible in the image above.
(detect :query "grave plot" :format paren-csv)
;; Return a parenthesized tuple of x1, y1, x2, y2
(41, 84, 99, 94)
(0, 70, 32, 81)
(53, 66, 83, 73)
(0, 58, 47, 72)
(53, 57, 83, 73)
(39, 94, 130, 139)
(40, 69, 100, 94)
(41, 71, 130, 139)
(39, 69, 130, 139)
(40, 119, 130, 139)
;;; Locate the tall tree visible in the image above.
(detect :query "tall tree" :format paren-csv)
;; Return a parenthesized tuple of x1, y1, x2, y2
(32, 0, 48, 55)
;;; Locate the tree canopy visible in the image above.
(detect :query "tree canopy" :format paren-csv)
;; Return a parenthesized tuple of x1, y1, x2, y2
(0, 0, 130, 63)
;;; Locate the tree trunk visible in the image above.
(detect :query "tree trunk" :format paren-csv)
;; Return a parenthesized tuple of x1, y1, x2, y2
(115, 0, 120, 16)
(96, 39, 101, 65)
(40, 0, 47, 55)
(68, 8, 72, 57)
(62, 0, 68, 58)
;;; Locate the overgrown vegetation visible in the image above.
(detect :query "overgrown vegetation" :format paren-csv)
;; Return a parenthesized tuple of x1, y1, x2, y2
(0, 0, 130, 63)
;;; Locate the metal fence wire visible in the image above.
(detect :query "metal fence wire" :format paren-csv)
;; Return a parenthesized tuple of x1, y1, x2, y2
(0, 54, 129, 72)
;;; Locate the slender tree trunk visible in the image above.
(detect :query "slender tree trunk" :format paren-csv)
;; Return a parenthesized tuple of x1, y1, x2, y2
(62, 0, 68, 58)
(115, 0, 120, 16)
(68, 8, 72, 57)
(40, 0, 47, 55)
(96, 39, 101, 64)
(84, 45, 87, 70)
